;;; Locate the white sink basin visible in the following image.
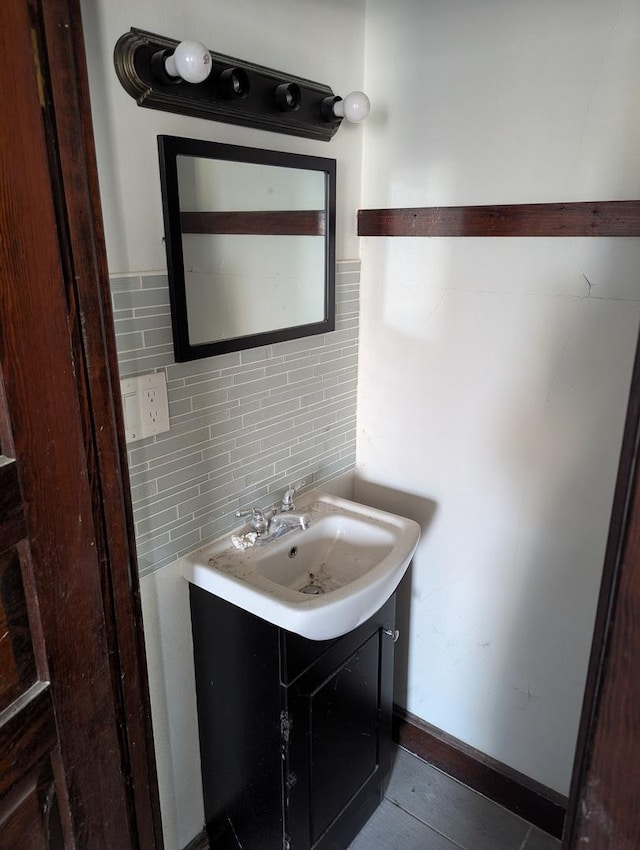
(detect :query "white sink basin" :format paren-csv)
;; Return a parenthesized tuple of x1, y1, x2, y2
(182, 493, 420, 640)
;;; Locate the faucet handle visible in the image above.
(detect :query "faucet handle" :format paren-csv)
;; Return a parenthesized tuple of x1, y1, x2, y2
(235, 506, 270, 536)
(281, 480, 305, 512)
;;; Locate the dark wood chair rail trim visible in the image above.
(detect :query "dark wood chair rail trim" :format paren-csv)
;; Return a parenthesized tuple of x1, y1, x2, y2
(392, 705, 567, 840)
(181, 210, 325, 236)
(358, 200, 640, 237)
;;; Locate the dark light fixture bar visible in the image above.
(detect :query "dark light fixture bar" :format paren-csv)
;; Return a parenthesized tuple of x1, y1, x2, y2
(358, 200, 640, 237)
(114, 28, 343, 142)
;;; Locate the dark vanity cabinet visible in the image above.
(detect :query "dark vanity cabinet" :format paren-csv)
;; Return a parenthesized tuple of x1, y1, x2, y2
(189, 587, 396, 850)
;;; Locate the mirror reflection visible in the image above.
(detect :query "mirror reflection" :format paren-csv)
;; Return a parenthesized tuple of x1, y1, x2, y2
(158, 137, 336, 361)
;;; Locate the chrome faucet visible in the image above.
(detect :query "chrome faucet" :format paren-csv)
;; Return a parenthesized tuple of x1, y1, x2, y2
(235, 499, 311, 546)
(253, 510, 311, 545)
(280, 480, 305, 512)
(268, 510, 311, 536)
(235, 506, 270, 536)
(235, 479, 310, 546)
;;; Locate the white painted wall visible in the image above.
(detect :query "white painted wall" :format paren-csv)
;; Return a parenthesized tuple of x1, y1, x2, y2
(80, 2, 365, 847)
(357, 0, 640, 794)
(139, 563, 204, 847)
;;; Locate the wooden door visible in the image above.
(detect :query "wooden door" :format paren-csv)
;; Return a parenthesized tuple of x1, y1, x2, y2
(0, 0, 162, 847)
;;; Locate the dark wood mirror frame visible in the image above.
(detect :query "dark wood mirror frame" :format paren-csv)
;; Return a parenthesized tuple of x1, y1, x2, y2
(158, 136, 336, 362)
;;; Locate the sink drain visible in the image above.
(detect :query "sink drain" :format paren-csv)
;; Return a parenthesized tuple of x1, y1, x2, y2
(300, 584, 323, 595)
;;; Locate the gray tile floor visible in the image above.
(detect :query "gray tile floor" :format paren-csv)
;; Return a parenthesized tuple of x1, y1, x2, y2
(348, 748, 561, 850)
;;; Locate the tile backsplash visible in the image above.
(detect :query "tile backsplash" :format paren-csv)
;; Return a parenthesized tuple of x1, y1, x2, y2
(110, 261, 360, 576)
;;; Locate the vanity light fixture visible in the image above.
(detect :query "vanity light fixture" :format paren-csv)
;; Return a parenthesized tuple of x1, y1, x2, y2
(159, 40, 212, 84)
(323, 91, 371, 124)
(114, 27, 368, 141)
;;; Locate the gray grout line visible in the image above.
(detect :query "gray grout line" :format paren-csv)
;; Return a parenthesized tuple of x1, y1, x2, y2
(397, 746, 543, 834)
(393, 747, 552, 849)
(519, 825, 533, 850)
(383, 798, 467, 850)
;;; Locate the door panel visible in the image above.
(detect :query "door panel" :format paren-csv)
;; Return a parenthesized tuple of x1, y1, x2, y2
(0, 760, 64, 850)
(0, 455, 66, 846)
(0, 546, 37, 711)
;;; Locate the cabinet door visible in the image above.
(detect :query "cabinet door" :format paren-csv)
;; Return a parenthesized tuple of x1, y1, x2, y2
(285, 596, 395, 849)
(190, 586, 285, 850)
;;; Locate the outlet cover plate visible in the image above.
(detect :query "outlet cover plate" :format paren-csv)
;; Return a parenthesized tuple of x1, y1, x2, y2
(120, 372, 170, 443)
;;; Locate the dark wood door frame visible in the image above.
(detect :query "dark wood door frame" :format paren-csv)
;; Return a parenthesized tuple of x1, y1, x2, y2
(0, 0, 163, 846)
(562, 327, 640, 846)
(36, 4, 163, 844)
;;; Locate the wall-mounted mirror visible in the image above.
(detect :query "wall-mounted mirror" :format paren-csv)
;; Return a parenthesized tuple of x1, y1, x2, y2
(158, 136, 336, 361)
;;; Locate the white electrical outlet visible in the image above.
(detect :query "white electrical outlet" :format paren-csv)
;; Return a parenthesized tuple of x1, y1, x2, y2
(120, 372, 170, 443)
(145, 387, 159, 423)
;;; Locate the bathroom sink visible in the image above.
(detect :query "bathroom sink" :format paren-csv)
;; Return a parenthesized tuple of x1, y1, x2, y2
(182, 493, 420, 640)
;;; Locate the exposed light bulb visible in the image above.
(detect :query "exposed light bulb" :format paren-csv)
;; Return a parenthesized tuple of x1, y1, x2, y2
(164, 40, 212, 84)
(333, 91, 370, 123)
